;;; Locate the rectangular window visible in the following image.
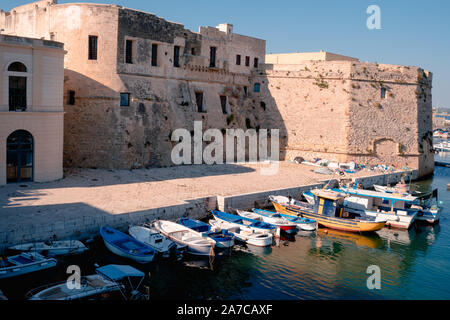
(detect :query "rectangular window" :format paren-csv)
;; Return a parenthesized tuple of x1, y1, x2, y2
(88, 35, 98, 60)
(174, 45, 180, 68)
(151, 44, 158, 66)
(220, 95, 227, 114)
(195, 92, 204, 112)
(381, 87, 386, 99)
(243, 86, 248, 96)
(245, 56, 250, 67)
(191, 47, 196, 55)
(254, 57, 259, 68)
(236, 54, 241, 65)
(125, 40, 133, 64)
(210, 47, 217, 68)
(253, 83, 261, 93)
(120, 93, 130, 106)
(68, 90, 76, 105)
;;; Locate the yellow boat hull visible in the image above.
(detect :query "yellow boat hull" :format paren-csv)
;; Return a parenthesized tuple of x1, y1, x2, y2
(272, 202, 385, 233)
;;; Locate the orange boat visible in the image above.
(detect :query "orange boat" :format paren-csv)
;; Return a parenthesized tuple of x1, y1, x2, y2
(269, 189, 386, 233)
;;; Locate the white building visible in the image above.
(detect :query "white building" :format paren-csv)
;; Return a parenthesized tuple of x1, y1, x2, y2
(0, 35, 65, 185)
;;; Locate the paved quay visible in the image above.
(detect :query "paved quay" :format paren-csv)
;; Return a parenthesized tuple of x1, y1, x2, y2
(0, 162, 417, 249)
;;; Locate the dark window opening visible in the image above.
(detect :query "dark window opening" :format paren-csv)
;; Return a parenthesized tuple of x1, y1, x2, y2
(253, 83, 261, 93)
(210, 47, 217, 68)
(236, 55, 241, 65)
(191, 48, 196, 55)
(245, 56, 250, 67)
(88, 35, 98, 60)
(220, 95, 227, 114)
(381, 87, 386, 99)
(195, 92, 205, 112)
(68, 90, 76, 105)
(254, 57, 259, 68)
(125, 40, 133, 64)
(151, 44, 158, 66)
(244, 86, 248, 96)
(7, 130, 33, 183)
(120, 93, 130, 106)
(8, 62, 27, 72)
(9, 76, 27, 111)
(174, 45, 180, 68)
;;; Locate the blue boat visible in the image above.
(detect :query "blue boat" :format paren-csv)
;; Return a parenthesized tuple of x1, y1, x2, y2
(178, 218, 235, 248)
(211, 210, 276, 234)
(252, 208, 317, 231)
(100, 226, 156, 264)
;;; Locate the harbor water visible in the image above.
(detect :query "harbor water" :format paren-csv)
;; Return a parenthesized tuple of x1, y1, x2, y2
(1, 153, 449, 300)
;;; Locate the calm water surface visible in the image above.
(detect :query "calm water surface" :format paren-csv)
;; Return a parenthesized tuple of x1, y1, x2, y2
(1, 153, 449, 300)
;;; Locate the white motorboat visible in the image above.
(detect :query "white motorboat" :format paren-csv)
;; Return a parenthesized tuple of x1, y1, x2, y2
(129, 225, 179, 258)
(236, 209, 298, 235)
(153, 220, 216, 256)
(209, 220, 273, 247)
(9, 240, 87, 256)
(27, 264, 146, 301)
(0, 252, 57, 280)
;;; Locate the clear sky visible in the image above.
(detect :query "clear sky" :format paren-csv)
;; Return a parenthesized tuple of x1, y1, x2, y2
(2, 0, 449, 108)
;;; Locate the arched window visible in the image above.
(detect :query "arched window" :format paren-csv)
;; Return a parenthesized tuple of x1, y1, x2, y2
(8, 62, 27, 72)
(7, 62, 28, 111)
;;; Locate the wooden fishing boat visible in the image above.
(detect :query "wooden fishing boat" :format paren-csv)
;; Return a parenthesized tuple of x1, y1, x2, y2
(0, 252, 57, 280)
(100, 226, 156, 264)
(269, 190, 386, 233)
(9, 240, 87, 256)
(209, 220, 273, 247)
(252, 208, 317, 231)
(153, 220, 216, 256)
(27, 264, 145, 301)
(129, 225, 179, 258)
(236, 209, 298, 235)
(211, 210, 276, 235)
(177, 218, 235, 249)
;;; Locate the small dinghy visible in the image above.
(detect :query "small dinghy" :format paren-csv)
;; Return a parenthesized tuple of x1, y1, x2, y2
(0, 252, 57, 280)
(100, 226, 156, 264)
(129, 225, 179, 258)
(237, 209, 298, 235)
(153, 220, 216, 256)
(252, 208, 317, 231)
(178, 218, 235, 249)
(212, 210, 276, 235)
(302, 190, 315, 205)
(27, 264, 145, 301)
(209, 220, 273, 247)
(9, 240, 87, 256)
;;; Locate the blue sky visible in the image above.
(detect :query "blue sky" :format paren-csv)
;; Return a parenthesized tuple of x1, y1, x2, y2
(2, 0, 450, 107)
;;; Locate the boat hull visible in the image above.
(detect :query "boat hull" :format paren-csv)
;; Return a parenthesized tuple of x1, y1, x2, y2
(0, 254, 57, 280)
(272, 202, 385, 233)
(102, 239, 155, 264)
(9, 241, 87, 256)
(364, 211, 415, 230)
(214, 216, 275, 235)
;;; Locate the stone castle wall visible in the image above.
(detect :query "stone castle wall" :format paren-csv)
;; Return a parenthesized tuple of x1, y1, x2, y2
(0, 1, 434, 177)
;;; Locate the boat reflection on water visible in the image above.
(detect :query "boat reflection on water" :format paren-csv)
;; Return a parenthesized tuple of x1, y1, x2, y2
(316, 228, 384, 249)
(376, 223, 441, 249)
(234, 244, 273, 257)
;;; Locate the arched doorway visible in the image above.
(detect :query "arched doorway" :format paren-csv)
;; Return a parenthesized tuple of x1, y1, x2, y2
(6, 130, 33, 183)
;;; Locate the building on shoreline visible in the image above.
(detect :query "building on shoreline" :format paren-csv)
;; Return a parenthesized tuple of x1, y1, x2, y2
(0, 34, 65, 185)
(0, 0, 434, 181)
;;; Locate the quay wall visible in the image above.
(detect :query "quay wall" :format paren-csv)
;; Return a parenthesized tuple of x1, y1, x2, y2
(0, 170, 417, 252)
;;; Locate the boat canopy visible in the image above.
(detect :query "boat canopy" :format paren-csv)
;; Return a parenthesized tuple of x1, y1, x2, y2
(336, 187, 416, 202)
(96, 264, 144, 281)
